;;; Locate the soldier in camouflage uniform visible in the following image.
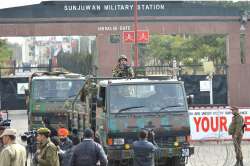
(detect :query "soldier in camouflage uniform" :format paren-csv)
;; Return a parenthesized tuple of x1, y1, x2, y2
(80, 76, 97, 102)
(112, 55, 134, 78)
(34, 128, 60, 166)
(228, 106, 244, 166)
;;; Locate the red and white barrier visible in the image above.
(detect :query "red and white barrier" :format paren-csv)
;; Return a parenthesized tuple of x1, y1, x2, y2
(188, 107, 250, 140)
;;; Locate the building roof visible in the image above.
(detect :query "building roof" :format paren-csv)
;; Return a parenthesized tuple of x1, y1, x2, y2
(99, 78, 180, 87)
(0, 1, 241, 21)
(32, 72, 85, 80)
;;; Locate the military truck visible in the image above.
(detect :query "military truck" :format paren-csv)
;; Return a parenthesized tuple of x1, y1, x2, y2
(81, 77, 194, 166)
(26, 71, 85, 134)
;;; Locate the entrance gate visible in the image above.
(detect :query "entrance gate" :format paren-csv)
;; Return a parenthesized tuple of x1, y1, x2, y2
(0, 77, 29, 110)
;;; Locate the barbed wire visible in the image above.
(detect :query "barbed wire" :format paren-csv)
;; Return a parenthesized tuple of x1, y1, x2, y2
(187, 140, 249, 166)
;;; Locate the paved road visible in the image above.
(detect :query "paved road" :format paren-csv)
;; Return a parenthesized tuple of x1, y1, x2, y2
(6, 110, 250, 166)
(9, 110, 28, 145)
(187, 142, 250, 166)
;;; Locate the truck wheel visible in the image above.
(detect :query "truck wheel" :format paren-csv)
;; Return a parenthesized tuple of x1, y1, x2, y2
(108, 160, 116, 166)
(108, 159, 132, 166)
(171, 157, 185, 166)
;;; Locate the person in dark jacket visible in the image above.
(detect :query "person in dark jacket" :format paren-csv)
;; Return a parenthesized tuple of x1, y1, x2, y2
(61, 135, 80, 166)
(133, 129, 157, 166)
(69, 128, 80, 146)
(70, 128, 108, 166)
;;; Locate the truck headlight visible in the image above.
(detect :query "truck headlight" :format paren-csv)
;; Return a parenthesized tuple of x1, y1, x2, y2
(174, 141, 179, 147)
(113, 138, 125, 145)
(124, 144, 130, 150)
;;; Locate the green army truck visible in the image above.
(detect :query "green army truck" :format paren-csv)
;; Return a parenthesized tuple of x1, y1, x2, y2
(82, 77, 194, 166)
(26, 72, 85, 134)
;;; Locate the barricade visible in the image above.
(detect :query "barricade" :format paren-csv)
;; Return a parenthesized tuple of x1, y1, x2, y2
(188, 105, 250, 141)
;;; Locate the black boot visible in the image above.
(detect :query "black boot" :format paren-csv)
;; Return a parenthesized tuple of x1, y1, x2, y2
(234, 160, 239, 166)
(239, 160, 243, 166)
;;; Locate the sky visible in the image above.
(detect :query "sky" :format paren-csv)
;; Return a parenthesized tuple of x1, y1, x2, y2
(0, 0, 43, 9)
(0, 0, 243, 9)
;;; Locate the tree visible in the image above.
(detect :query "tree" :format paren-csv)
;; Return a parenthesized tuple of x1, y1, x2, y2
(0, 39, 12, 67)
(141, 34, 226, 67)
(57, 52, 93, 75)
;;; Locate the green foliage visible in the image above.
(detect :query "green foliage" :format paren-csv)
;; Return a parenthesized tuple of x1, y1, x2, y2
(0, 39, 12, 66)
(192, 1, 250, 12)
(142, 34, 226, 66)
(57, 52, 93, 75)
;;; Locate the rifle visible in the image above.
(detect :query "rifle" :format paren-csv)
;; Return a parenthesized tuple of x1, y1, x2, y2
(242, 124, 247, 133)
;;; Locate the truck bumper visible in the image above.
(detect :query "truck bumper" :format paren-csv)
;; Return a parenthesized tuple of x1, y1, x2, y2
(107, 146, 194, 160)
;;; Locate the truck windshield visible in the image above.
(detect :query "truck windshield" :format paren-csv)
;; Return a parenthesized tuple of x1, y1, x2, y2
(109, 83, 186, 113)
(32, 79, 84, 100)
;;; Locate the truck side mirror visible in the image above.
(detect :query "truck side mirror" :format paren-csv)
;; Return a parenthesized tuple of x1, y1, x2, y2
(24, 89, 30, 96)
(187, 95, 194, 105)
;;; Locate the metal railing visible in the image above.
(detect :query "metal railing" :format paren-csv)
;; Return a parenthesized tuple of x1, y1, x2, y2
(134, 64, 228, 76)
(0, 66, 64, 78)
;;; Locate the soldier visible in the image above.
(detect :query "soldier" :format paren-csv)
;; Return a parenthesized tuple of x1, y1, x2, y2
(34, 128, 60, 166)
(228, 106, 244, 166)
(133, 129, 157, 166)
(0, 128, 26, 166)
(112, 54, 134, 78)
(0, 126, 5, 153)
(80, 75, 97, 102)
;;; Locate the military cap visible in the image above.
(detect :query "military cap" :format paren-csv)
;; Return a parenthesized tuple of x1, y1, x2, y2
(118, 54, 128, 62)
(37, 128, 51, 135)
(229, 106, 239, 110)
(0, 128, 16, 138)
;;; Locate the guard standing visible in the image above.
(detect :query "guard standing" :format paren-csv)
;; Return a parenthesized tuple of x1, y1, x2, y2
(228, 106, 244, 166)
(0, 128, 26, 166)
(34, 128, 60, 166)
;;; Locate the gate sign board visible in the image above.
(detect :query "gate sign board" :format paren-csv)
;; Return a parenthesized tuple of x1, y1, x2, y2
(123, 30, 150, 43)
(200, 80, 210, 91)
(189, 108, 250, 140)
(17, 83, 29, 95)
(123, 31, 135, 43)
(137, 30, 149, 43)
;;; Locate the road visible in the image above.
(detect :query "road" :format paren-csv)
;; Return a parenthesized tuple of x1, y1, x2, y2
(187, 142, 250, 166)
(9, 110, 28, 144)
(7, 109, 250, 166)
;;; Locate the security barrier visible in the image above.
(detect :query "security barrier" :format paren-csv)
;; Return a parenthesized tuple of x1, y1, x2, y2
(189, 107, 250, 140)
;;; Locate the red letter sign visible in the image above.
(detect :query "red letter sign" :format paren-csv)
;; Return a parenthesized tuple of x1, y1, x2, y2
(123, 31, 135, 43)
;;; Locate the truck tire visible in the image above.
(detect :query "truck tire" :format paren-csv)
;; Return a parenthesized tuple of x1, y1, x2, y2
(108, 159, 132, 166)
(168, 157, 185, 166)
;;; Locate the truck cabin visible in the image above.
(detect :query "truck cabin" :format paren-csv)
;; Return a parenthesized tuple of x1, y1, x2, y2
(97, 79, 190, 148)
(28, 72, 85, 130)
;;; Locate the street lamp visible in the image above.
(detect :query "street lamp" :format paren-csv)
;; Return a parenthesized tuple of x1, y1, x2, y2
(240, 11, 248, 31)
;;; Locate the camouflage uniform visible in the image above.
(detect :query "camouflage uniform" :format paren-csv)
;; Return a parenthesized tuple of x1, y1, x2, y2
(112, 55, 134, 78)
(80, 77, 97, 102)
(229, 111, 244, 166)
(112, 64, 134, 78)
